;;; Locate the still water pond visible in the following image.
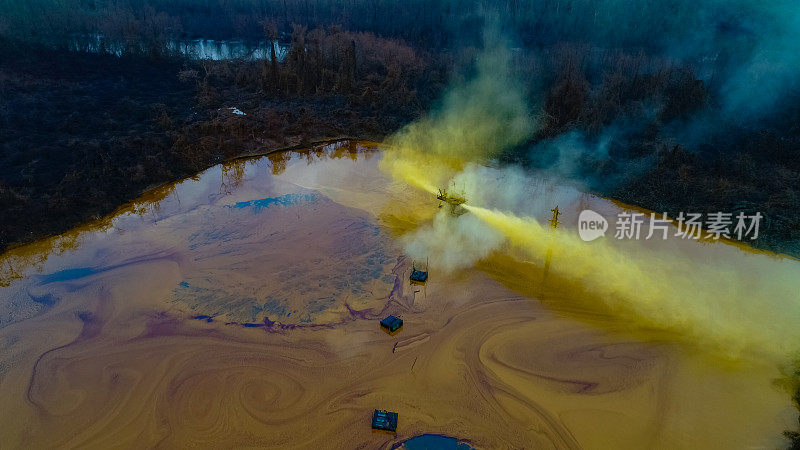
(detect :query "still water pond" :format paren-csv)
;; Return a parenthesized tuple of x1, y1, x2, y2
(69, 33, 289, 60)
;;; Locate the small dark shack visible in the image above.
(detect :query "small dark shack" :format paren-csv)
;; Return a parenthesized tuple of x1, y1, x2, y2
(409, 268, 428, 283)
(372, 409, 398, 432)
(380, 315, 403, 332)
(410, 259, 429, 285)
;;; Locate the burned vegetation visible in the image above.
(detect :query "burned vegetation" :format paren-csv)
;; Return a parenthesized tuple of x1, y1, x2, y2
(0, 27, 446, 250)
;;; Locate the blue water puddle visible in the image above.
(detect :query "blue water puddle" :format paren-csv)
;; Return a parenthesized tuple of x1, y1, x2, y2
(229, 193, 318, 213)
(398, 435, 474, 450)
(31, 293, 59, 306)
(39, 266, 102, 284)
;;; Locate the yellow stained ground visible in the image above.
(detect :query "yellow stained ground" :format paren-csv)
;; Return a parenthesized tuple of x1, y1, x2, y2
(0, 141, 795, 449)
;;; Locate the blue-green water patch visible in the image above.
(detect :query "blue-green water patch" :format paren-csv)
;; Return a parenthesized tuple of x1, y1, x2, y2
(229, 193, 318, 213)
(396, 435, 474, 450)
(31, 293, 59, 306)
(39, 267, 101, 284)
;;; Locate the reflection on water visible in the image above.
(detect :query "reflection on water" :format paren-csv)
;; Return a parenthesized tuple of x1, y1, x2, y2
(0, 140, 385, 326)
(398, 434, 474, 450)
(0, 140, 796, 449)
(166, 38, 289, 61)
(229, 193, 319, 211)
(68, 33, 290, 61)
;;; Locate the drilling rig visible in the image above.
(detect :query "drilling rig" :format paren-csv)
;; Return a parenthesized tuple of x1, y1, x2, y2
(436, 183, 467, 216)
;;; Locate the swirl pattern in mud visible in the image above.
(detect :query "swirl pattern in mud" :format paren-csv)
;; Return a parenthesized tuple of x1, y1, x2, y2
(0, 142, 794, 449)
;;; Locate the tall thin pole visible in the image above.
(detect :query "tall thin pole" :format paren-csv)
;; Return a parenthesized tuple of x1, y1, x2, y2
(542, 205, 560, 287)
